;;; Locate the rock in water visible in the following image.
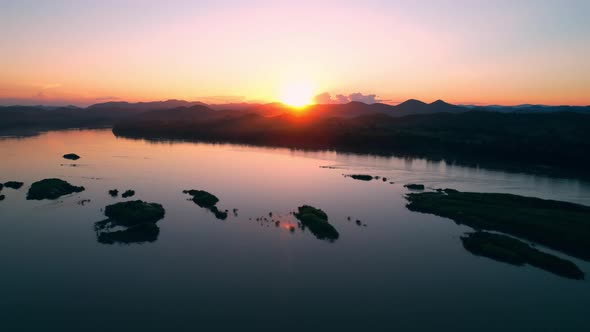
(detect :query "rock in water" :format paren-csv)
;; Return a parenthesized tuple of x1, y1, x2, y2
(63, 153, 81, 160)
(404, 184, 425, 190)
(122, 190, 135, 198)
(4, 181, 24, 189)
(345, 174, 374, 181)
(27, 178, 85, 200)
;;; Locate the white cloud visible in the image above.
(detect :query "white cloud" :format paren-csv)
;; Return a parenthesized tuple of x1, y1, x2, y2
(313, 92, 381, 104)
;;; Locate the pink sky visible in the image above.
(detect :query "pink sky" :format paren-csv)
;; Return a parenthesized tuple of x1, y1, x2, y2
(1, 0, 589, 106)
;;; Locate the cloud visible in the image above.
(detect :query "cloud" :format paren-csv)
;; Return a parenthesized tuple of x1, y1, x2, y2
(313, 92, 335, 104)
(336, 94, 350, 103)
(348, 92, 379, 104)
(313, 92, 382, 104)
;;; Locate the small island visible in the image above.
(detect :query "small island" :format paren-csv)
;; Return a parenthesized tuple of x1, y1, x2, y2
(26, 178, 85, 200)
(404, 184, 425, 190)
(294, 205, 339, 242)
(183, 189, 228, 220)
(344, 174, 374, 181)
(95, 200, 166, 245)
(63, 153, 81, 160)
(406, 190, 590, 261)
(104, 200, 165, 226)
(121, 189, 135, 198)
(4, 181, 24, 189)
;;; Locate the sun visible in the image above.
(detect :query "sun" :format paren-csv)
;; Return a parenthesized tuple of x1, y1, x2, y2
(280, 81, 314, 108)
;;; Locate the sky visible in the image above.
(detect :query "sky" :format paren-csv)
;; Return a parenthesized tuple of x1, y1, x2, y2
(1, 0, 589, 106)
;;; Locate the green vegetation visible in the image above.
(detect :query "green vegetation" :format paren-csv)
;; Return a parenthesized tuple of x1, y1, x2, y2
(4, 181, 24, 189)
(461, 232, 584, 280)
(183, 189, 227, 220)
(104, 200, 165, 226)
(113, 110, 590, 177)
(26, 178, 85, 200)
(406, 190, 590, 261)
(294, 205, 339, 242)
(63, 153, 80, 160)
(121, 189, 135, 198)
(404, 184, 425, 190)
(109, 189, 119, 197)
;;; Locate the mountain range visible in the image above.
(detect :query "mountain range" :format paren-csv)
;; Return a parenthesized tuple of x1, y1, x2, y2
(1, 98, 589, 134)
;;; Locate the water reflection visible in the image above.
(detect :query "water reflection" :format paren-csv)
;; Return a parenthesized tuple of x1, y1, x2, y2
(459, 231, 584, 280)
(95, 220, 160, 245)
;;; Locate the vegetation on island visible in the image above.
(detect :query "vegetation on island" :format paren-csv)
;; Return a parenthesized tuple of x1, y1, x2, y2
(294, 205, 339, 242)
(26, 178, 85, 200)
(111, 108, 590, 177)
(461, 232, 584, 280)
(183, 189, 228, 220)
(405, 190, 590, 261)
(103, 200, 165, 226)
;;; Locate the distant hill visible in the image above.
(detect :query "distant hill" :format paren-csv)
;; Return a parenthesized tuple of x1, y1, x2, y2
(2, 98, 589, 137)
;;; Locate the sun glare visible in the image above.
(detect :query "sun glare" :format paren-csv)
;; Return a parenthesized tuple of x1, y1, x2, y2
(280, 81, 314, 108)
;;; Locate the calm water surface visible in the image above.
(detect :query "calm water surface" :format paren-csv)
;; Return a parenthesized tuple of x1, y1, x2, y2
(1, 129, 589, 331)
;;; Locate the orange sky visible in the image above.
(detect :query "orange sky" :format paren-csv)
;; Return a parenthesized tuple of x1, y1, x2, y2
(1, 1, 589, 106)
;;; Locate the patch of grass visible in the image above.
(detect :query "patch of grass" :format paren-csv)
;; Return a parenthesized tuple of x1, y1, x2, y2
(406, 190, 590, 261)
(26, 178, 85, 200)
(294, 205, 339, 242)
(462, 232, 584, 280)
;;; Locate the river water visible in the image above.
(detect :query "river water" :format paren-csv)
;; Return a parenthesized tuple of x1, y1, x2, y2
(1, 129, 589, 331)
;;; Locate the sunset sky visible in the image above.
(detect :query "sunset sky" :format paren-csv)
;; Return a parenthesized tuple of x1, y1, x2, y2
(1, 0, 589, 106)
